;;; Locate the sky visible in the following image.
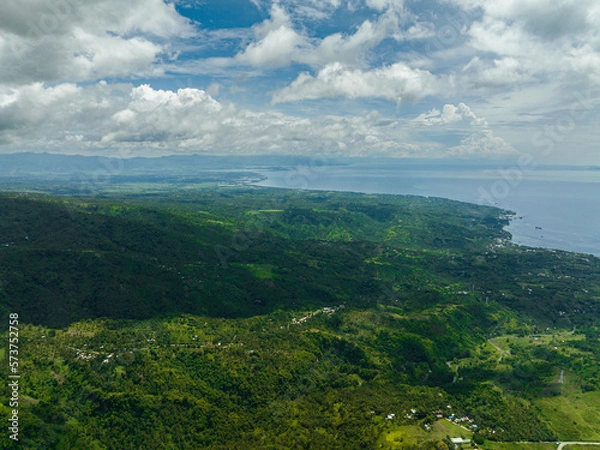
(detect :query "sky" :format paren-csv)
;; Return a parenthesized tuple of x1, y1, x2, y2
(0, 0, 599, 164)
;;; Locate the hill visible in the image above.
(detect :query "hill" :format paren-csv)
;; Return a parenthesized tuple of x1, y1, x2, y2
(0, 187, 599, 449)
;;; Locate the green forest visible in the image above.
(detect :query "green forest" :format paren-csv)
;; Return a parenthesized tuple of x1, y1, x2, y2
(1, 187, 599, 449)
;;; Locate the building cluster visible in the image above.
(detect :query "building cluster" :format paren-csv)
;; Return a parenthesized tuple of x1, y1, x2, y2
(291, 306, 343, 325)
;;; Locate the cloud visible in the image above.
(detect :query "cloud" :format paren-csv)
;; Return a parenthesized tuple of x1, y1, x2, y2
(101, 85, 419, 155)
(460, 57, 528, 88)
(206, 83, 221, 97)
(0, 83, 81, 127)
(0, 0, 195, 84)
(272, 62, 437, 103)
(0, 82, 523, 159)
(465, 0, 596, 40)
(234, 2, 419, 70)
(436, 0, 600, 135)
(235, 4, 308, 68)
(0, 81, 129, 145)
(447, 130, 517, 156)
(2, 0, 597, 163)
(413, 102, 517, 156)
(236, 25, 307, 68)
(450, 0, 600, 85)
(101, 84, 224, 145)
(366, 0, 404, 12)
(414, 102, 487, 126)
(298, 10, 404, 67)
(0, 83, 425, 157)
(285, 0, 343, 21)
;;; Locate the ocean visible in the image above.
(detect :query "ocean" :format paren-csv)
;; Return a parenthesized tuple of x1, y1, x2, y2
(255, 161, 600, 257)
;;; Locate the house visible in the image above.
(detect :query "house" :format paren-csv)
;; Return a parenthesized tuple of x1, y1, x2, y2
(450, 437, 471, 449)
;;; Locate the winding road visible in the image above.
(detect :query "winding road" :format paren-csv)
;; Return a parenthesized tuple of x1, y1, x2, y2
(488, 338, 511, 362)
(557, 442, 600, 450)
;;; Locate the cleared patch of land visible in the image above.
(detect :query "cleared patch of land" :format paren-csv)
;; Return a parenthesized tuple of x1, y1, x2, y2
(379, 420, 473, 449)
(536, 388, 600, 441)
(481, 444, 556, 450)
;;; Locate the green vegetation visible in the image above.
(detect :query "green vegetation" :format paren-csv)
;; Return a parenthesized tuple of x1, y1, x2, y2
(480, 444, 557, 450)
(0, 186, 599, 449)
(536, 387, 600, 440)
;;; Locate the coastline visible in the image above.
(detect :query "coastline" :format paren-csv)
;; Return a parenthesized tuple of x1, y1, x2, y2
(253, 166, 600, 258)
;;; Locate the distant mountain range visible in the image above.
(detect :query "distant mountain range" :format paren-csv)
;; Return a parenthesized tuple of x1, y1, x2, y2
(0, 152, 323, 177)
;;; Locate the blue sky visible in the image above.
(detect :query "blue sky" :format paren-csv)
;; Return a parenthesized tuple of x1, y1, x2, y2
(0, 0, 599, 164)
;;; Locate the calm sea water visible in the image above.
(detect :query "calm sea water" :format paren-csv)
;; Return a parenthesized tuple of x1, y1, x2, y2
(255, 162, 600, 257)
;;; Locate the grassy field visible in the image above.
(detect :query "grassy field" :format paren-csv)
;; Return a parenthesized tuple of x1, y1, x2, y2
(561, 446, 600, 449)
(243, 263, 276, 279)
(378, 420, 473, 449)
(482, 333, 600, 442)
(488, 333, 586, 354)
(536, 390, 600, 441)
(480, 444, 556, 450)
(535, 376, 600, 441)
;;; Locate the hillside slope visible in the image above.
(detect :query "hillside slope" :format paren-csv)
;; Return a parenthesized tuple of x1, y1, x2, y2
(0, 188, 599, 449)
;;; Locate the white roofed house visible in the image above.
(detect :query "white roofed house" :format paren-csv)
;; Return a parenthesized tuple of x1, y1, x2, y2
(449, 437, 471, 449)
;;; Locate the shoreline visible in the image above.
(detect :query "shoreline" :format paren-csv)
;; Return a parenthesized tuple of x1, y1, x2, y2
(253, 169, 600, 258)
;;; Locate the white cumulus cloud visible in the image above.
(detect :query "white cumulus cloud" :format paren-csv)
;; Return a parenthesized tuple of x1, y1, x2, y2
(235, 2, 421, 70)
(236, 25, 307, 68)
(0, 83, 431, 157)
(452, 0, 600, 85)
(414, 102, 487, 126)
(447, 130, 517, 156)
(272, 62, 437, 103)
(0, 0, 195, 84)
(413, 102, 517, 156)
